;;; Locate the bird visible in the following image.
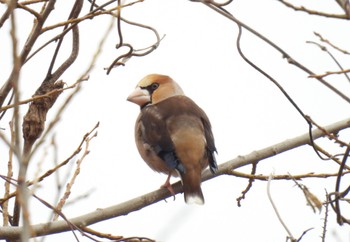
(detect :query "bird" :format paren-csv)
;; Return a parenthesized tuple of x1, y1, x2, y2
(127, 74, 217, 205)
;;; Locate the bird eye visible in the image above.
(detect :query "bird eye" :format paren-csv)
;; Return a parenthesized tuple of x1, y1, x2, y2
(151, 83, 159, 90)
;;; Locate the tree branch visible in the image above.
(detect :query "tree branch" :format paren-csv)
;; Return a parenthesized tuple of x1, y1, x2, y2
(279, 0, 349, 19)
(0, 0, 57, 108)
(1, 116, 349, 240)
(198, 1, 350, 104)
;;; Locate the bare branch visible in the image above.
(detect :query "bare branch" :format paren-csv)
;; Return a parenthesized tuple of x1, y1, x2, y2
(321, 191, 330, 242)
(29, 11, 114, 158)
(309, 68, 350, 79)
(314, 32, 350, 55)
(267, 173, 295, 240)
(0, 0, 17, 27)
(0, 0, 56, 108)
(80, 226, 155, 241)
(236, 162, 256, 207)
(306, 40, 350, 82)
(1, 121, 15, 226)
(0, 122, 99, 205)
(198, 1, 350, 104)
(19, 0, 48, 5)
(0, 117, 349, 240)
(227, 170, 350, 180)
(305, 116, 350, 148)
(44, 0, 82, 84)
(329, 142, 350, 225)
(278, 0, 349, 19)
(53, 126, 98, 221)
(335, 0, 350, 17)
(0, 81, 83, 113)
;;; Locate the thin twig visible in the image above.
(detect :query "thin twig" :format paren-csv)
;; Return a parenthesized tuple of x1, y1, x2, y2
(53, 125, 98, 220)
(10, 0, 28, 234)
(306, 40, 350, 83)
(19, 0, 48, 5)
(312, 143, 350, 170)
(86, 0, 162, 73)
(236, 162, 256, 207)
(0, 122, 99, 205)
(227, 170, 350, 180)
(333, 142, 350, 225)
(0, 0, 56, 109)
(314, 32, 350, 55)
(309, 68, 350, 79)
(267, 173, 295, 241)
(30, 9, 114, 158)
(234, 23, 328, 162)
(45, 0, 82, 84)
(2, 121, 15, 226)
(196, 1, 350, 166)
(0, 80, 83, 113)
(80, 227, 123, 240)
(305, 115, 350, 148)
(278, 0, 349, 19)
(199, 1, 350, 104)
(16, 2, 41, 19)
(296, 228, 313, 242)
(321, 191, 329, 242)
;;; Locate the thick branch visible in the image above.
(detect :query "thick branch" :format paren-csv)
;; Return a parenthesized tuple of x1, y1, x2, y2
(210, 117, 350, 177)
(1, 117, 349, 240)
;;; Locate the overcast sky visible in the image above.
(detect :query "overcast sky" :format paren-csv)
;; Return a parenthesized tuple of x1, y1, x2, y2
(1, 0, 350, 241)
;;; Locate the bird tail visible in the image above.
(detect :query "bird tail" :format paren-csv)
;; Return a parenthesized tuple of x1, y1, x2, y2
(181, 172, 205, 205)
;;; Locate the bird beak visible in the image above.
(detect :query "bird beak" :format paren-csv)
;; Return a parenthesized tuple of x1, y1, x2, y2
(127, 87, 151, 106)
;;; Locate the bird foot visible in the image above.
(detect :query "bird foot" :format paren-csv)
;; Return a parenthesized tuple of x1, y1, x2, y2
(160, 174, 176, 201)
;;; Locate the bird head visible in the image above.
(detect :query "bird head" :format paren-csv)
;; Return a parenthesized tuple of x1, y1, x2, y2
(127, 74, 184, 108)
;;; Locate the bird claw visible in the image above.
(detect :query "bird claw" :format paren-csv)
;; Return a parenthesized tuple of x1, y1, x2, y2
(161, 174, 176, 201)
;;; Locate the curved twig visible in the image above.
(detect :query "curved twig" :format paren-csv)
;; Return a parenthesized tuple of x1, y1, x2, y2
(331, 142, 350, 225)
(116, 0, 123, 48)
(106, 16, 163, 74)
(195, 1, 350, 164)
(121, 16, 162, 56)
(106, 43, 133, 73)
(87, 0, 161, 73)
(235, 23, 331, 162)
(200, 1, 350, 104)
(189, 0, 234, 7)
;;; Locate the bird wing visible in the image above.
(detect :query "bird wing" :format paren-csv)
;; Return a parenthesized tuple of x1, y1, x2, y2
(140, 101, 185, 173)
(140, 95, 217, 174)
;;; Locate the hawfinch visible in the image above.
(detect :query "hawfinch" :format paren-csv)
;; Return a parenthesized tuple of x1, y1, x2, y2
(127, 74, 217, 205)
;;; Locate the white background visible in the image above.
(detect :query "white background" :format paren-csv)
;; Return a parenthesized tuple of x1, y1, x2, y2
(1, 0, 350, 241)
